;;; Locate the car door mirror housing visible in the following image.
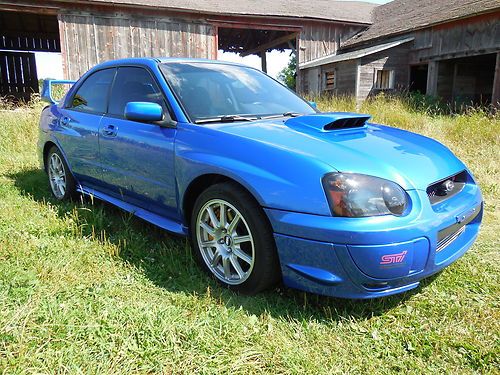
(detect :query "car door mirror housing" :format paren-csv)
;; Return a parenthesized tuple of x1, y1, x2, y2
(124, 102, 164, 122)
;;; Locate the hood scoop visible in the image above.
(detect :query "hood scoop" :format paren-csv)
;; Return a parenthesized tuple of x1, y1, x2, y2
(285, 112, 371, 132)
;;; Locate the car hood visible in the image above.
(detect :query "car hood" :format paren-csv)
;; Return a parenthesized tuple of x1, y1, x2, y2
(208, 112, 466, 190)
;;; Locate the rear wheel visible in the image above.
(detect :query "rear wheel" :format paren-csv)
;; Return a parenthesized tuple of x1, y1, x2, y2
(46, 146, 76, 200)
(190, 182, 280, 294)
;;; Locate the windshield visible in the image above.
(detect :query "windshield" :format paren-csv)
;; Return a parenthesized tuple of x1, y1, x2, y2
(160, 62, 316, 122)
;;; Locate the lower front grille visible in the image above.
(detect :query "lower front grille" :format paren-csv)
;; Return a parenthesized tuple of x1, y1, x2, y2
(436, 203, 481, 252)
(436, 225, 466, 252)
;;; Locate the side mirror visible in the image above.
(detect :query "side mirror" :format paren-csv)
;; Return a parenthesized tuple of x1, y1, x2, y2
(124, 102, 163, 122)
(308, 101, 317, 109)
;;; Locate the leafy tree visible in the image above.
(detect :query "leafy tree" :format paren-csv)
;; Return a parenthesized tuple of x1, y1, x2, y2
(278, 53, 296, 90)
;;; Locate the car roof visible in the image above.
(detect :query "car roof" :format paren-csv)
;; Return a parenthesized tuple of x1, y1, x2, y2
(91, 57, 250, 71)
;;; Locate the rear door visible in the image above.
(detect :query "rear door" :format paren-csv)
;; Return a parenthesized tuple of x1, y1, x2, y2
(56, 68, 116, 188)
(98, 66, 178, 219)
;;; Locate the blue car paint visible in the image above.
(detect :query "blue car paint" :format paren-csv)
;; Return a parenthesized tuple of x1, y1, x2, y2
(124, 102, 163, 122)
(38, 57, 483, 299)
(98, 114, 178, 219)
(41, 79, 77, 104)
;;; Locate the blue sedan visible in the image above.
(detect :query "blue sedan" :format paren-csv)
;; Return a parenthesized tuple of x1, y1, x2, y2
(38, 58, 483, 298)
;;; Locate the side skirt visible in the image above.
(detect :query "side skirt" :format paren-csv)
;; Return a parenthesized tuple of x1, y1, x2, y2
(77, 185, 188, 236)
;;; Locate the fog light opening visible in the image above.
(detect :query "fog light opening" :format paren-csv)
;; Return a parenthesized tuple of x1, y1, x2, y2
(363, 282, 389, 291)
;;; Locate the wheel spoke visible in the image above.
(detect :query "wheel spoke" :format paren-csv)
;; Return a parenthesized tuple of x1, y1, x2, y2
(233, 248, 252, 265)
(206, 206, 219, 228)
(201, 239, 216, 248)
(222, 257, 231, 278)
(211, 248, 222, 267)
(54, 156, 61, 170)
(58, 182, 65, 196)
(233, 234, 251, 245)
(200, 221, 215, 236)
(219, 203, 226, 228)
(227, 213, 241, 233)
(230, 255, 245, 278)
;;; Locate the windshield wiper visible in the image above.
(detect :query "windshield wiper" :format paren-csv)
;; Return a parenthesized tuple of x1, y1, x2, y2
(195, 115, 258, 124)
(261, 112, 302, 120)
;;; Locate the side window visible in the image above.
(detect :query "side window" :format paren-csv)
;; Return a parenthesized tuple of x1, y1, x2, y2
(69, 68, 115, 113)
(374, 69, 395, 90)
(324, 70, 336, 90)
(108, 67, 166, 117)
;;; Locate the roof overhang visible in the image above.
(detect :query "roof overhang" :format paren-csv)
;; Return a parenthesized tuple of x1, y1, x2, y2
(299, 37, 414, 70)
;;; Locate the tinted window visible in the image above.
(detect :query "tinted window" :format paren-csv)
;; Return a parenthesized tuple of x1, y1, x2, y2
(108, 67, 165, 117)
(69, 68, 115, 113)
(160, 62, 316, 122)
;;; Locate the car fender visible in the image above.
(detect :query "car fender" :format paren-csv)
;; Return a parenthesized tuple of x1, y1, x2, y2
(175, 125, 336, 216)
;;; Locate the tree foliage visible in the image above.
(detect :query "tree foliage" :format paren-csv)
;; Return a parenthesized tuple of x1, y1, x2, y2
(278, 53, 296, 90)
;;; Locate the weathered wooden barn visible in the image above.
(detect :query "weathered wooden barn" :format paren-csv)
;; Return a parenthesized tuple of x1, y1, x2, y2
(0, 0, 376, 100)
(300, 0, 500, 107)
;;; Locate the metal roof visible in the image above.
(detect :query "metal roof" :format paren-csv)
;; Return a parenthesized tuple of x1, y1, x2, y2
(343, 0, 500, 47)
(299, 37, 414, 69)
(58, 0, 377, 24)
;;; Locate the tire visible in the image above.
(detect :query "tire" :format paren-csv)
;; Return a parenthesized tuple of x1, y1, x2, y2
(46, 146, 77, 201)
(190, 182, 281, 294)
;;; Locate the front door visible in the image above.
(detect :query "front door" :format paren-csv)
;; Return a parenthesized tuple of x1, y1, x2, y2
(98, 66, 178, 219)
(56, 68, 116, 188)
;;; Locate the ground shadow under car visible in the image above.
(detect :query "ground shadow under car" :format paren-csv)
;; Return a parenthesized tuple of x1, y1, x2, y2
(9, 167, 440, 322)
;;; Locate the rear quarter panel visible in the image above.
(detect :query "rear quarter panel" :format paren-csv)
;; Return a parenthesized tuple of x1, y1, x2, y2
(38, 104, 62, 170)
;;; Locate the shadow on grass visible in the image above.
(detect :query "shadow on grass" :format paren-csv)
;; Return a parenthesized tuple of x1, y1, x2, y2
(9, 168, 439, 322)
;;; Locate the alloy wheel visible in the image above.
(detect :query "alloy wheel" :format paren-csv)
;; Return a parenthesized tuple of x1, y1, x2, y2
(48, 153, 67, 199)
(196, 199, 255, 285)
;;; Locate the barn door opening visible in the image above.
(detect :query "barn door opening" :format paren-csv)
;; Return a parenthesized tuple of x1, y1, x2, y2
(0, 10, 61, 102)
(0, 51, 38, 101)
(214, 23, 299, 87)
(409, 64, 428, 94)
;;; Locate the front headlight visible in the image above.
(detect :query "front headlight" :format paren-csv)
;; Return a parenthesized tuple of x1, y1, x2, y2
(322, 173, 408, 217)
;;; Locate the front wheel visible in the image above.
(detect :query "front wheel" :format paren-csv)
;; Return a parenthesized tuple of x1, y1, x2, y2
(190, 182, 280, 294)
(46, 146, 76, 200)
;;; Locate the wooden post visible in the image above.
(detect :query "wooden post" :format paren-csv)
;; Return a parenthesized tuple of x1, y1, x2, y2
(57, 13, 69, 80)
(451, 62, 458, 101)
(261, 51, 267, 73)
(492, 52, 500, 108)
(295, 36, 301, 93)
(426, 61, 438, 96)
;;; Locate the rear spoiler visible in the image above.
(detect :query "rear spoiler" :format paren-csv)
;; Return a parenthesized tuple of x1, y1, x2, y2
(41, 79, 76, 104)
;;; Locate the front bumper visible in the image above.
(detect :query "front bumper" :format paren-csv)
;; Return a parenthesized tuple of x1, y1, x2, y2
(265, 185, 483, 299)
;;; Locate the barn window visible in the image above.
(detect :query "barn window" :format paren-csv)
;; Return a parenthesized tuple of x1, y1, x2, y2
(324, 70, 336, 90)
(374, 69, 395, 90)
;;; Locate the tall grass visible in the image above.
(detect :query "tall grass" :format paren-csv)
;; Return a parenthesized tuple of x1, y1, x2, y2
(0, 96, 498, 373)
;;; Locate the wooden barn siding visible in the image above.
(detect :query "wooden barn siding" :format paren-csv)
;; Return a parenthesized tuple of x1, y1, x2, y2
(325, 60, 357, 95)
(58, 12, 215, 79)
(409, 12, 500, 64)
(298, 23, 365, 64)
(300, 60, 357, 95)
(357, 43, 411, 101)
(301, 66, 321, 94)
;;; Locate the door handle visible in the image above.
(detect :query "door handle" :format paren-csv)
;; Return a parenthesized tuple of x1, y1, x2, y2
(101, 124, 118, 137)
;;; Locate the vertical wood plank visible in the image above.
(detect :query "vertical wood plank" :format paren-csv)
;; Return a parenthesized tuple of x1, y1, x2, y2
(27, 52, 38, 95)
(427, 61, 439, 96)
(492, 52, 500, 108)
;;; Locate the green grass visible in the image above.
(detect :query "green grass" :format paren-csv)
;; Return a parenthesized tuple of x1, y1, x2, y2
(0, 97, 499, 373)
